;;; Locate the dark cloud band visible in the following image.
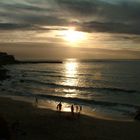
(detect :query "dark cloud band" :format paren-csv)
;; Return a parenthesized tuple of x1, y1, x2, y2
(0, 0, 140, 36)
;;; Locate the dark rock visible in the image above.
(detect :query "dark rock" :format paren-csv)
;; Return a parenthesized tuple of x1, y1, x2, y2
(0, 52, 16, 65)
(0, 52, 17, 81)
(20, 79, 24, 83)
(135, 111, 140, 120)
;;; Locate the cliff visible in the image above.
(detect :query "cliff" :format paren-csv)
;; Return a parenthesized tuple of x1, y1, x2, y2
(0, 52, 16, 65)
(0, 52, 16, 81)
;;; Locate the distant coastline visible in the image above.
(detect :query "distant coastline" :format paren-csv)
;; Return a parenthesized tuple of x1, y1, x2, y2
(0, 52, 63, 65)
(0, 52, 62, 81)
(17, 60, 63, 64)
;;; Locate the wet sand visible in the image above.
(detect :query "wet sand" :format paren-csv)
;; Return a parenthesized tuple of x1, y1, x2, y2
(0, 96, 140, 140)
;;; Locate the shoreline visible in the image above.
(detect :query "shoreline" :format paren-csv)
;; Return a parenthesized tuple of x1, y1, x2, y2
(0, 93, 136, 121)
(0, 96, 140, 140)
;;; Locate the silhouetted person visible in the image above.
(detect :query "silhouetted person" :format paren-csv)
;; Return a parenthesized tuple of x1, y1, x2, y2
(79, 105, 82, 112)
(76, 105, 82, 118)
(57, 102, 62, 112)
(56, 104, 59, 110)
(35, 97, 38, 106)
(76, 105, 79, 113)
(71, 105, 74, 115)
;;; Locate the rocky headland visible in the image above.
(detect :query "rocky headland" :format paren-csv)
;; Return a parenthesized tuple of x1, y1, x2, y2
(0, 52, 62, 81)
(0, 52, 16, 65)
(0, 52, 17, 81)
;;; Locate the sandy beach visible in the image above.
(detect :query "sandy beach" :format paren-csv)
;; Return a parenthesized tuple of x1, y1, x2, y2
(0, 96, 139, 140)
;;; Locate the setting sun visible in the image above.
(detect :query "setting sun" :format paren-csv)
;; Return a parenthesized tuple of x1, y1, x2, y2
(62, 28, 85, 43)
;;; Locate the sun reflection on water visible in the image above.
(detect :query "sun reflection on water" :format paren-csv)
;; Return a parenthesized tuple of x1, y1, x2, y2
(61, 60, 79, 98)
(65, 61, 78, 77)
(63, 60, 79, 86)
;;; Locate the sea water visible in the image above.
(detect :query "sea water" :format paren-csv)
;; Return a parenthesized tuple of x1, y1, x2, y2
(0, 59, 140, 120)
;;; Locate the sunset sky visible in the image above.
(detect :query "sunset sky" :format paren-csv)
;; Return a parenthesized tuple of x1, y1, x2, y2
(0, 0, 140, 60)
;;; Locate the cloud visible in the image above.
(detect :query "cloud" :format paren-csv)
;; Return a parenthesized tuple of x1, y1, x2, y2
(55, 0, 140, 22)
(55, 0, 99, 17)
(55, 0, 140, 35)
(0, 0, 140, 36)
(0, 0, 70, 28)
(0, 23, 36, 30)
(78, 21, 140, 35)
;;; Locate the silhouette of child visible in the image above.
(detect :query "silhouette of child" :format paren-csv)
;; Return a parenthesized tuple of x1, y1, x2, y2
(71, 105, 74, 115)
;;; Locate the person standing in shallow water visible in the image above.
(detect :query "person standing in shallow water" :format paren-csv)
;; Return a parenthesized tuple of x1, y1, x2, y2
(71, 105, 74, 116)
(76, 105, 79, 113)
(78, 105, 82, 115)
(35, 96, 38, 107)
(79, 105, 82, 113)
(57, 102, 62, 112)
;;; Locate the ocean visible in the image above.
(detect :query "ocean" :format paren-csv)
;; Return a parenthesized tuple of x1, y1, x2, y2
(1, 59, 140, 120)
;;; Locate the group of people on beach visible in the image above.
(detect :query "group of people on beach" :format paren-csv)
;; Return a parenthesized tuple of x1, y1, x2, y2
(34, 97, 82, 116)
(71, 104, 82, 115)
(56, 102, 82, 115)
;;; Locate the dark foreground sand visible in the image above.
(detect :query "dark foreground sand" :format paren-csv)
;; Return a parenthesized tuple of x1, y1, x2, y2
(0, 97, 140, 140)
